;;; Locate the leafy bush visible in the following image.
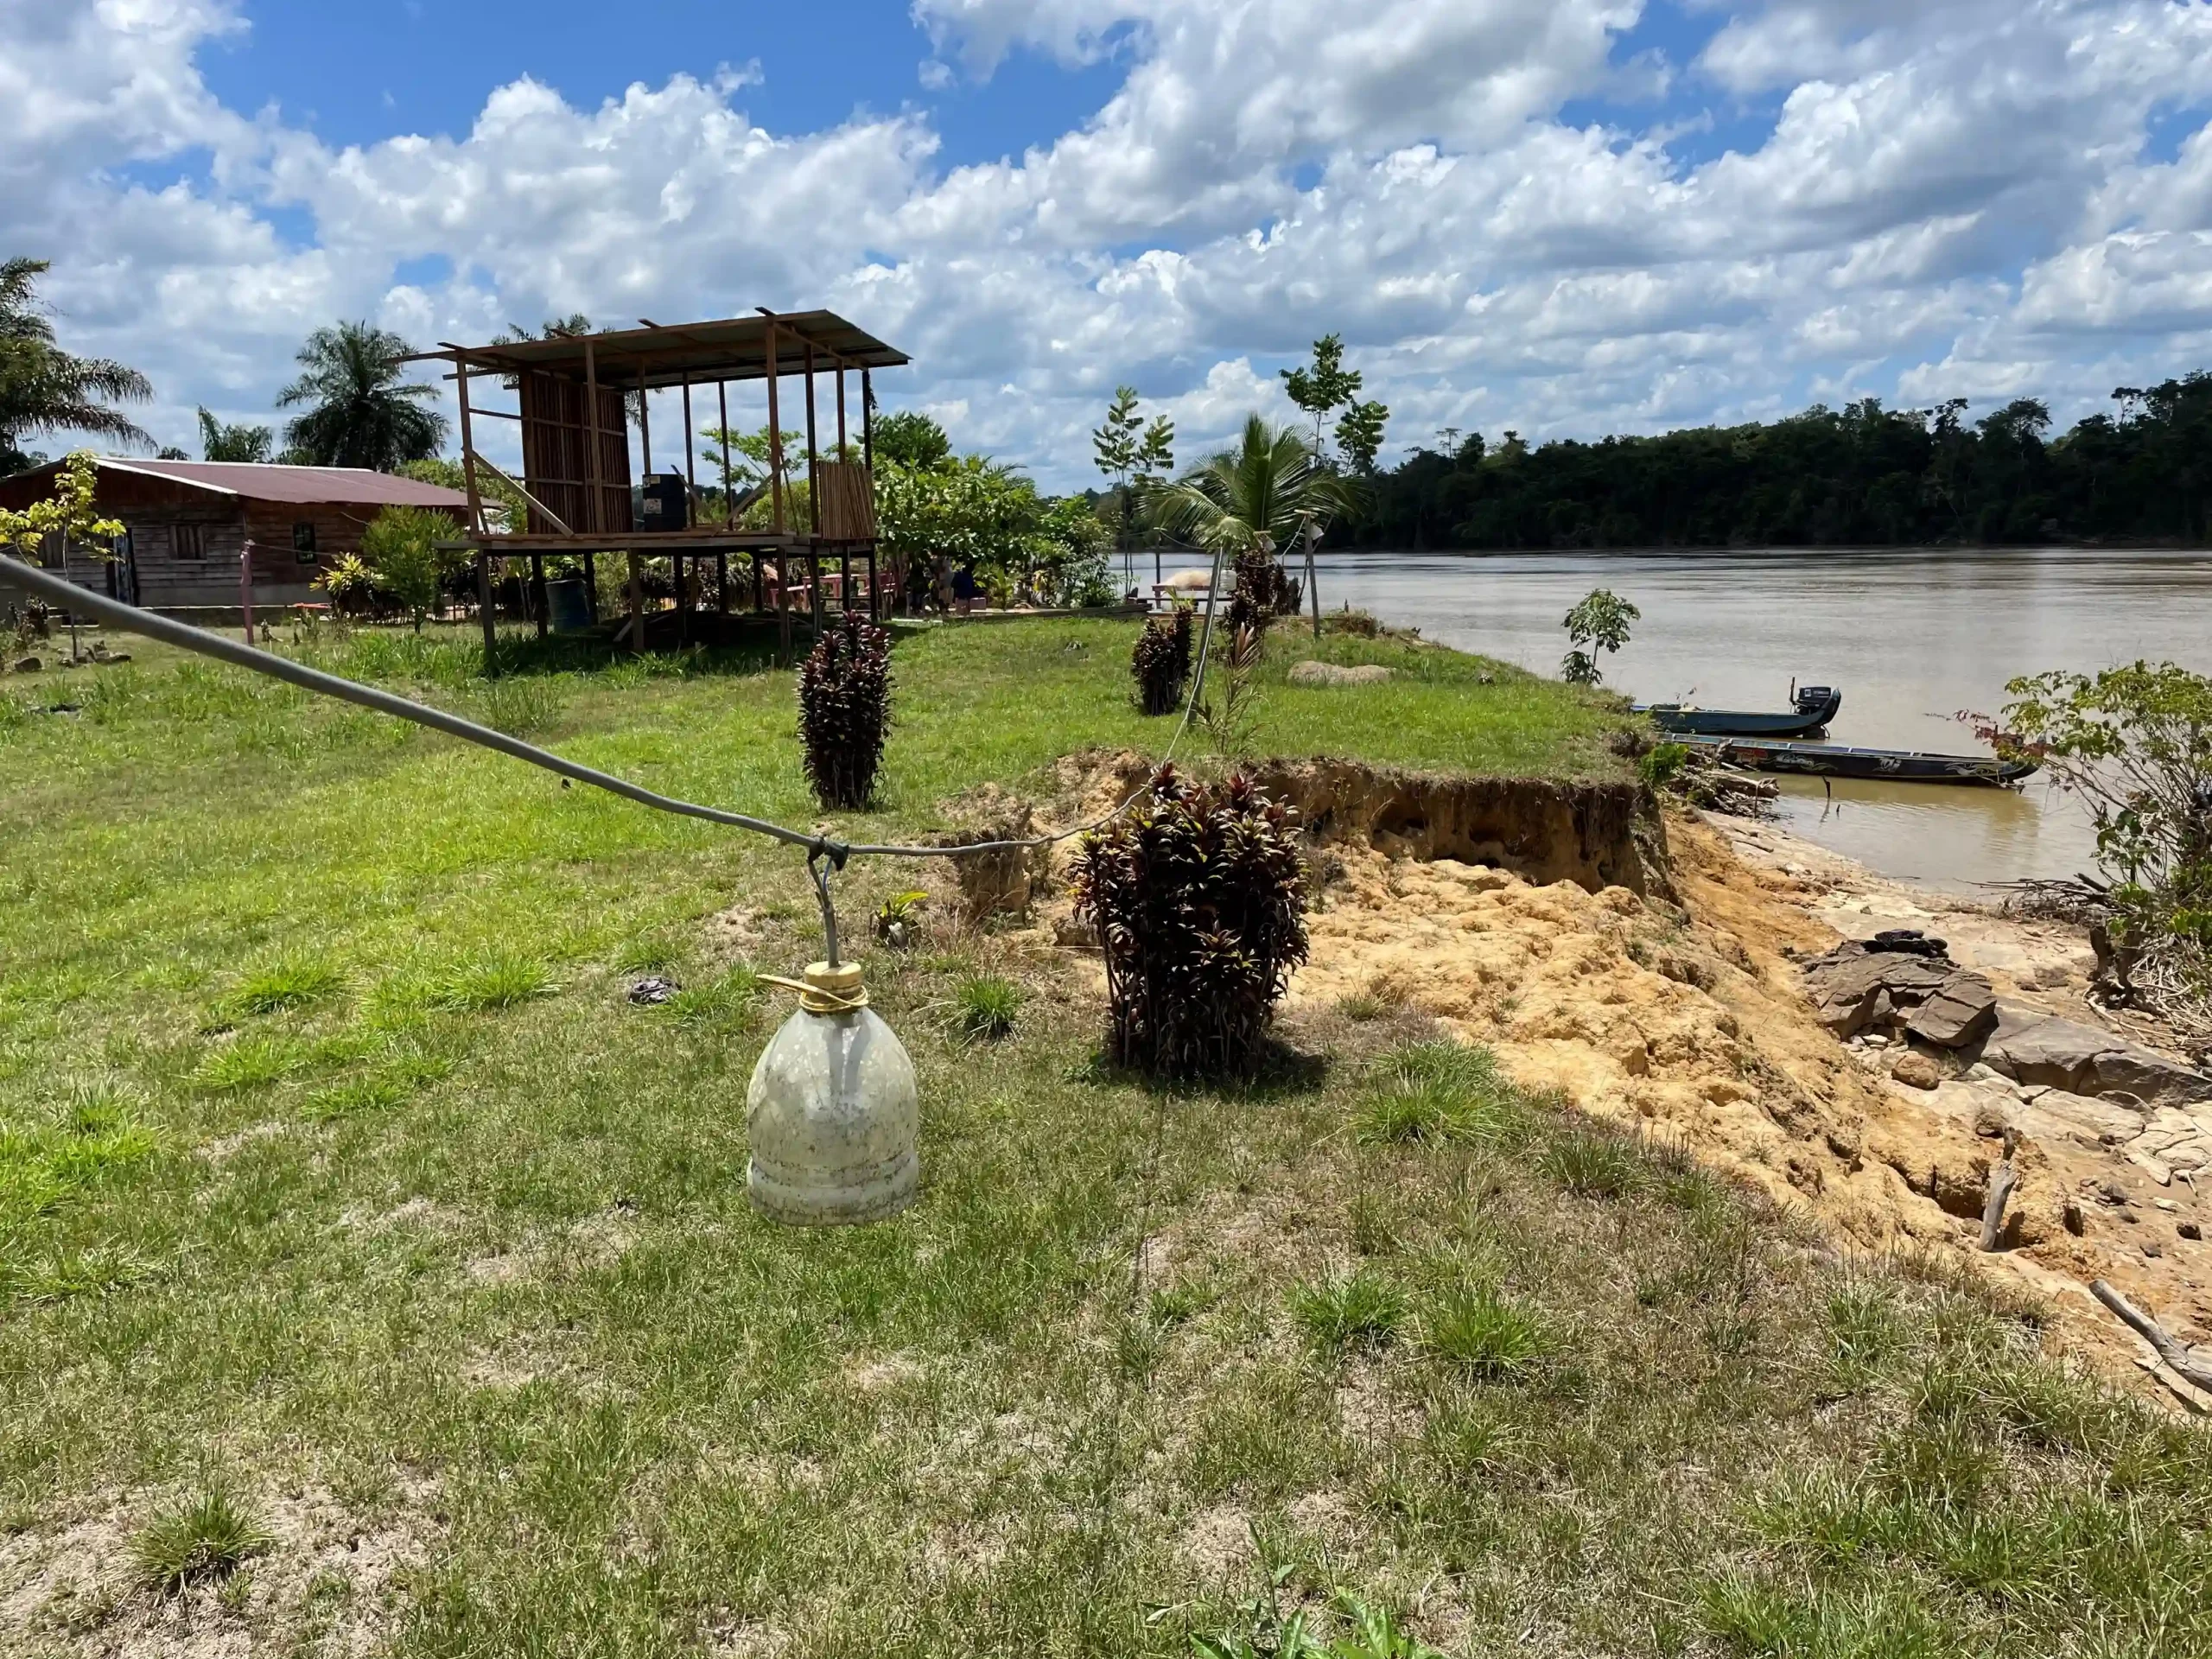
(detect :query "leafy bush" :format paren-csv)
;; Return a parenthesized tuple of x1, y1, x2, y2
(1071, 766, 1308, 1078)
(1225, 543, 1300, 635)
(1288, 1269, 1406, 1357)
(1992, 662, 2212, 1030)
(798, 612, 893, 810)
(1130, 606, 1192, 715)
(358, 505, 464, 632)
(954, 974, 1022, 1041)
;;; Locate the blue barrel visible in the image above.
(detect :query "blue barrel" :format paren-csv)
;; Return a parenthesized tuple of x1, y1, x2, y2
(545, 577, 591, 633)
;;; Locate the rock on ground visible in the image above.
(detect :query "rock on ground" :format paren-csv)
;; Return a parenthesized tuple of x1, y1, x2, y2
(1976, 1007, 2212, 1107)
(1287, 661, 1393, 687)
(1802, 940, 1997, 1047)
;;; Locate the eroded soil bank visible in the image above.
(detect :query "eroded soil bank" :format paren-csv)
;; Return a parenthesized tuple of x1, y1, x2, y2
(1014, 752, 2209, 1400)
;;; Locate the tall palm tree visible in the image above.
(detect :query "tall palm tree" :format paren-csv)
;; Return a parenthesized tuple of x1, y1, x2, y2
(1145, 414, 1357, 558)
(0, 257, 154, 472)
(276, 321, 448, 470)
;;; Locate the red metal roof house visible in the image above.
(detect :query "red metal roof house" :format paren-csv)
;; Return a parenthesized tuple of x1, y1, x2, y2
(0, 457, 469, 617)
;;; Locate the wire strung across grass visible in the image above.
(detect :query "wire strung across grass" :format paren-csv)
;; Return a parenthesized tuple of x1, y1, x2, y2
(0, 546, 1228, 956)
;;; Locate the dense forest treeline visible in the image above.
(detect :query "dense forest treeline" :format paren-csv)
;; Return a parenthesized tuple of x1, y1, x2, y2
(1344, 373, 2212, 550)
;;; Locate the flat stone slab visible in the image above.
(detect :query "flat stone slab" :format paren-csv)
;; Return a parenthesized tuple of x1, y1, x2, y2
(1803, 941, 1992, 1045)
(1288, 661, 1393, 687)
(1979, 1006, 2212, 1107)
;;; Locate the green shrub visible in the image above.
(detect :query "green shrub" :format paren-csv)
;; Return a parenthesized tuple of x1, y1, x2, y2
(954, 974, 1021, 1041)
(1130, 607, 1192, 715)
(130, 1486, 270, 1593)
(1071, 766, 1308, 1079)
(1288, 1269, 1406, 1357)
(798, 612, 893, 810)
(359, 505, 464, 632)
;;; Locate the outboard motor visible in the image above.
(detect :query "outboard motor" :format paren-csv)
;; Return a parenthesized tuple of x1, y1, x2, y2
(1796, 684, 1838, 716)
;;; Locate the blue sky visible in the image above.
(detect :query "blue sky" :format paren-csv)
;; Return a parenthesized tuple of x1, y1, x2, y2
(9, 1, 2212, 486)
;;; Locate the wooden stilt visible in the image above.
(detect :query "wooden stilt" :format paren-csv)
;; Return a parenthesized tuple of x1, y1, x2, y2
(751, 550, 764, 613)
(584, 550, 598, 621)
(778, 552, 793, 662)
(531, 551, 548, 639)
(717, 552, 729, 615)
(477, 551, 499, 674)
(627, 550, 643, 654)
(718, 380, 734, 530)
(804, 345, 820, 537)
(810, 550, 824, 632)
(677, 554, 690, 647)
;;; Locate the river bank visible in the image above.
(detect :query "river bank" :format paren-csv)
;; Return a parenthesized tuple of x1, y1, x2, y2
(1011, 750, 2210, 1404)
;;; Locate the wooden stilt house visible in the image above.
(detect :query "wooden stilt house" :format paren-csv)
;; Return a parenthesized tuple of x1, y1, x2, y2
(404, 311, 907, 658)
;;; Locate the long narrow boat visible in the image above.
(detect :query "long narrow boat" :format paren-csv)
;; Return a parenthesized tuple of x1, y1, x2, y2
(1635, 684, 1842, 738)
(1673, 734, 2037, 786)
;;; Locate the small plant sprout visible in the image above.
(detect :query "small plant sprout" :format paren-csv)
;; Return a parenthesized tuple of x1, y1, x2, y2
(874, 889, 928, 950)
(130, 1485, 271, 1594)
(1560, 588, 1639, 685)
(954, 975, 1021, 1042)
(1287, 1268, 1406, 1357)
(1424, 1283, 1549, 1379)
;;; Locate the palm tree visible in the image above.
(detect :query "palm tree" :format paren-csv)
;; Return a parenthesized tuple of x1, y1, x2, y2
(276, 321, 448, 470)
(198, 406, 273, 462)
(1146, 414, 1357, 558)
(0, 257, 154, 472)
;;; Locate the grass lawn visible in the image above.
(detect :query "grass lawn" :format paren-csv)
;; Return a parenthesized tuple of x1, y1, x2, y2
(2, 615, 2209, 1657)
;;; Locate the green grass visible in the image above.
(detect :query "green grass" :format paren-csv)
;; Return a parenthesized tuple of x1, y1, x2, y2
(0, 619, 2205, 1656)
(128, 1485, 271, 1593)
(952, 973, 1022, 1041)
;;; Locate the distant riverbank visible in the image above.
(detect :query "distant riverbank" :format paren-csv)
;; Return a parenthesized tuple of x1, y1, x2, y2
(1306, 544, 2212, 893)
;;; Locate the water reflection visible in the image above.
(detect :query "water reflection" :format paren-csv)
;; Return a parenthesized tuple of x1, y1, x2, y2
(1312, 546, 2212, 889)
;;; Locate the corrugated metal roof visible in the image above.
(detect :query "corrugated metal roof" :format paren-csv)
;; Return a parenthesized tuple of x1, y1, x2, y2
(90, 458, 471, 506)
(402, 309, 910, 391)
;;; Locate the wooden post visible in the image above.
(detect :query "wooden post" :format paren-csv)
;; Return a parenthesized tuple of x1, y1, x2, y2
(638, 365, 652, 478)
(677, 554, 690, 647)
(477, 551, 498, 674)
(810, 550, 824, 632)
(239, 539, 255, 645)
(778, 551, 792, 661)
(717, 551, 729, 614)
(583, 550, 598, 622)
(718, 379, 734, 529)
(861, 368, 874, 472)
(454, 353, 486, 536)
(627, 550, 643, 654)
(866, 547, 880, 621)
(836, 365, 847, 457)
(682, 373, 697, 524)
(531, 551, 548, 640)
(840, 549, 851, 615)
(751, 550, 764, 612)
(804, 343, 820, 537)
(1306, 518, 1321, 639)
(583, 340, 606, 535)
(765, 322, 786, 536)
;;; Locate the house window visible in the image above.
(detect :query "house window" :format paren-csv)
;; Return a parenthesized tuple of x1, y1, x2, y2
(292, 521, 317, 563)
(173, 523, 206, 562)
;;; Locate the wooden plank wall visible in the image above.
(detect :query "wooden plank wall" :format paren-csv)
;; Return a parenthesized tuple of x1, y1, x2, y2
(518, 372, 632, 535)
(813, 461, 877, 541)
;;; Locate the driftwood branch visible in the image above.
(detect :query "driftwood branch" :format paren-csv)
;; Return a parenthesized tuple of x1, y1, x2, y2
(2090, 1278, 2212, 1394)
(1979, 1157, 2018, 1252)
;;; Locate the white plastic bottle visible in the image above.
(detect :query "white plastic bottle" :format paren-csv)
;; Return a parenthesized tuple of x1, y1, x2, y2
(746, 961, 919, 1224)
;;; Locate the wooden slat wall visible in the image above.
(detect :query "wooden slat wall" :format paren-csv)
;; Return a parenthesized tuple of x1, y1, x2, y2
(814, 461, 877, 541)
(518, 372, 632, 535)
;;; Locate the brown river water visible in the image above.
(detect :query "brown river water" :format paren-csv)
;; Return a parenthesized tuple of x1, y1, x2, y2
(1303, 547, 2212, 895)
